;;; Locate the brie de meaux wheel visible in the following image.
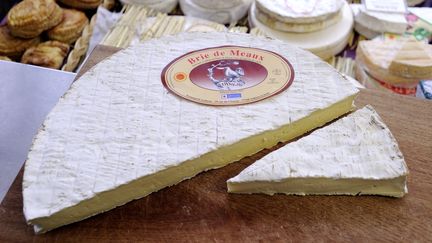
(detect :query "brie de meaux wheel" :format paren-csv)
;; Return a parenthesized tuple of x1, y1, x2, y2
(179, 0, 252, 24)
(255, 0, 344, 24)
(120, 0, 178, 13)
(23, 32, 358, 233)
(227, 105, 409, 197)
(249, 1, 353, 59)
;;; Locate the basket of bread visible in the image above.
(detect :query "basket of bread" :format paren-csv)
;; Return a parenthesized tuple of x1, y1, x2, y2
(0, 0, 114, 72)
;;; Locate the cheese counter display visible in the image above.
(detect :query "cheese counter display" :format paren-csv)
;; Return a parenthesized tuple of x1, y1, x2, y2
(0, 0, 432, 241)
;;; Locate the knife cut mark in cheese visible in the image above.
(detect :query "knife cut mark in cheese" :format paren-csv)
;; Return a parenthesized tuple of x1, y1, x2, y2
(227, 106, 408, 198)
(23, 32, 358, 233)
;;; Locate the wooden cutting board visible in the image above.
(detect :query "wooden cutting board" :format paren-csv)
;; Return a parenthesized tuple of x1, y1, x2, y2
(1, 45, 431, 242)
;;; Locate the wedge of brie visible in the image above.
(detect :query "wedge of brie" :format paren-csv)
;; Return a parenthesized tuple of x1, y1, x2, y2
(227, 106, 408, 197)
(357, 39, 432, 85)
(23, 32, 358, 233)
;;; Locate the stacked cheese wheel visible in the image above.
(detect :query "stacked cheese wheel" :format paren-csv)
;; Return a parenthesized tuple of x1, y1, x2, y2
(180, 0, 253, 24)
(120, 0, 178, 13)
(0, 0, 96, 70)
(249, 0, 353, 60)
(351, 4, 408, 39)
(356, 39, 432, 96)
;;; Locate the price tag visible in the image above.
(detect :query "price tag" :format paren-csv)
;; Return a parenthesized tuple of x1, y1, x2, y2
(363, 0, 407, 13)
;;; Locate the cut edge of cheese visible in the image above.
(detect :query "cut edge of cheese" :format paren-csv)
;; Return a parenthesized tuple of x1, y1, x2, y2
(389, 41, 432, 79)
(227, 177, 407, 197)
(227, 105, 408, 198)
(26, 94, 357, 233)
(356, 40, 421, 85)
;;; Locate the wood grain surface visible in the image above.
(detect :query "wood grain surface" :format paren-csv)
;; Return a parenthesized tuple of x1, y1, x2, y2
(1, 45, 431, 242)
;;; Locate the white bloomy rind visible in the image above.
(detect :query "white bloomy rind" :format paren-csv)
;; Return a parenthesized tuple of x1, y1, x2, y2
(256, 0, 344, 24)
(227, 106, 408, 197)
(23, 32, 358, 233)
(119, 0, 178, 13)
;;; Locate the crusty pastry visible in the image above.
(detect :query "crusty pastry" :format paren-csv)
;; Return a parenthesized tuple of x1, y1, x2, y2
(48, 9, 89, 44)
(7, 0, 63, 38)
(0, 26, 40, 57)
(57, 0, 101, 9)
(0, 56, 12, 61)
(21, 41, 70, 69)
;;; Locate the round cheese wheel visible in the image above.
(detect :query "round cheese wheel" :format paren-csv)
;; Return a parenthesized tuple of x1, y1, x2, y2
(192, 0, 244, 9)
(249, 1, 353, 59)
(179, 0, 253, 24)
(120, 0, 178, 13)
(255, 4, 343, 33)
(256, 0, 344, 24)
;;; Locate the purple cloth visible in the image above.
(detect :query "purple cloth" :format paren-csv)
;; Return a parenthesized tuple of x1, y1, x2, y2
(0, 0, 19, 25)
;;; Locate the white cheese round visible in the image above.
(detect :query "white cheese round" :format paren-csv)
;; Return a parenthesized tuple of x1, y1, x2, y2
(120, 0, 178, 13)
(249, 1, 353, 59)
(354, 5, 407, 35)
(191, 0, 244, 9)
(256, 0, 344, 24)
(179, 0, 253, 24)
(254, 4, 343, 33)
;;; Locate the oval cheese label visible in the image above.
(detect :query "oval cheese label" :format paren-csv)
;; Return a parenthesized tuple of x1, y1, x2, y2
(161, 45, 294, 106)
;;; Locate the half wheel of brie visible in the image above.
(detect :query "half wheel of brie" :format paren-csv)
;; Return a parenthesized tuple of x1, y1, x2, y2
(23, 32, 358, 233)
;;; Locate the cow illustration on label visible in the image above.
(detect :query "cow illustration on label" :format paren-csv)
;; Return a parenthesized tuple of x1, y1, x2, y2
(207, 60, 245, 90)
